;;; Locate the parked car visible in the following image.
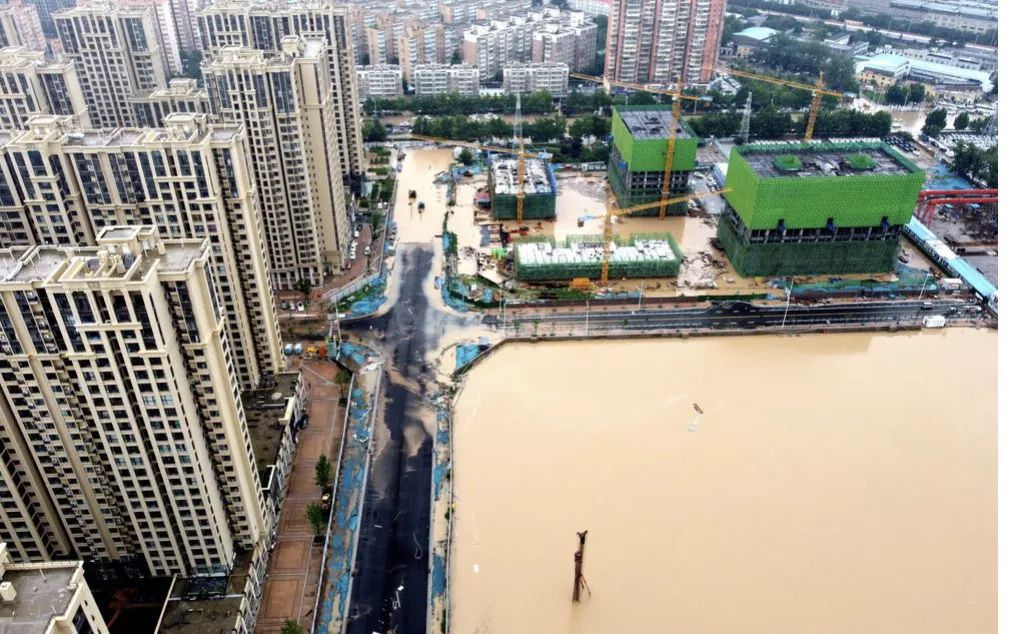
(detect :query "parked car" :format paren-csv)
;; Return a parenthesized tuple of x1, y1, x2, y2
(284, 343, 294, 355)
(294, 343, 304, 355)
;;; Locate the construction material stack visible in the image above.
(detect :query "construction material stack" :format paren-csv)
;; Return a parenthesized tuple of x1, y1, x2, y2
(514, 233, 682, 281)
(607, 104, 699, 213)
(719, 141, 925, 276)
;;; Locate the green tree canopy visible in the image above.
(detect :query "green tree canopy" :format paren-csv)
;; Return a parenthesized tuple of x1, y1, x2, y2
(953, 111, 970, 130)
(281, 619, 305, 634)
(306, 502, 327, 536)
(315, 455, 334, 490)
(458, 148, 474, 165)
(362, 118, 387, 142)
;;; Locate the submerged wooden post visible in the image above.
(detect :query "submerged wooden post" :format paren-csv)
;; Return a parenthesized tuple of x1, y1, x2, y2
(572, 530, 588, 603)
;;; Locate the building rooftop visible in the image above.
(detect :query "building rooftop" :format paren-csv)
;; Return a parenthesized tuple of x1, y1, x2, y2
(617, 108, 694, 141)
(733, 26, 778, 42)
(0, 564, 79, 632)
(737, 142, 918, 179)
(158, 549, 254, 634)
(243, 372, 301, 479)
(490, 157, 554, 196)
(856, 52, 994, 91)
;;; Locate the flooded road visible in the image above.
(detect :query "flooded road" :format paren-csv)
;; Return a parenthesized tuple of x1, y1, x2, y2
(451, 329, 996, 634)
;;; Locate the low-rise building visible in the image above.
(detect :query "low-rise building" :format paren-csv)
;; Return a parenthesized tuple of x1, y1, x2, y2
(356, 64, 403, 100)
(730, 26, 777, 58)
(856, 52, 994, 94)
(413, 63, 480, 96)
(502, 62, 568, 97)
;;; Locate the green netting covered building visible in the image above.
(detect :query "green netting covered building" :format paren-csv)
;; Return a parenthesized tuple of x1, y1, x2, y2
(607, 104, 699, 213)
(489, 156, 557, 220)
(720, 141, 925, 276)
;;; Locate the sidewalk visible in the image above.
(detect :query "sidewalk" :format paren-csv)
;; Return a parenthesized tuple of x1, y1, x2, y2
(255, 358, 346, 633)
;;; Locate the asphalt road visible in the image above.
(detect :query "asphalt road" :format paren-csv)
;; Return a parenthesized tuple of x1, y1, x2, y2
(496, 299, 981, 332)
(346, 246, 435, 634)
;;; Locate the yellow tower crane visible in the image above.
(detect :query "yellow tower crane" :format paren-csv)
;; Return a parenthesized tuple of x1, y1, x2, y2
(410, 134, 548, 222)
(569, 72, 705, 220)
(706, 67, 844, 142)
(597, 188, 730, 283)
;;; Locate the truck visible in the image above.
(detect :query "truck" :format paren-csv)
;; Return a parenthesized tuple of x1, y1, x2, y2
(923, 315, 946, 328)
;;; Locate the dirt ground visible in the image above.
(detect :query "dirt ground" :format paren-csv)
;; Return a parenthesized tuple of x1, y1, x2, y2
(255, 357, 346, 633)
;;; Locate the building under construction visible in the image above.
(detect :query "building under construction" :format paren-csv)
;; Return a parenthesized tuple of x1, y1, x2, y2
(607, 104, 699, 213)
(489, 156, 557, 220)
(719, 141, 926, 276)
(513, 233, 682, 281)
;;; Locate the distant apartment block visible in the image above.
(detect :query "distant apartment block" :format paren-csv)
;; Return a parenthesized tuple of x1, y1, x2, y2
(197, 0, 364, 182)
(0, 544, 110, 633)
(503, 62, 569, 97)
(413, 63, 480, 96)
(129, 78, 209, 127)
(605, 0, 726, 86)
(203, 38, 352, 289)
(54, 2, 170, 128)
(397, 19, 449, 82)
(0, 114, 284, 390)
(0, 0, 46, 51)
(565, 0, 612, 16)
(356, 64, 403, 100)
(0, 226, 268, 576)
(461, 7, 597, 81)
(0, 46, 90, 128)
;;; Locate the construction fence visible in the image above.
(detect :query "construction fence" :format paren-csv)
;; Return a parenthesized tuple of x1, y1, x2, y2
(514, 232, 682, 281)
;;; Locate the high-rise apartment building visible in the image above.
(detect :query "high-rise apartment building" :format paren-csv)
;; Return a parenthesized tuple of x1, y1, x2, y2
(461, 8, 597, 81)
(197, 0, 364, 183)
(54, 1, 170, 128)
(0, 47, 90, 129)
(0, 226, 267, 576)
(605, 0, 725, 86)
(203, 38, 352, 289)
(0, 0, 46, 51)
(356, 64, 403, 100)
(129, 77, 210, 127)
(413, 63, 480, 96)
(118, 0, 185, 75)
(503, 61, 569, 96)
(0, 114, 283, 391)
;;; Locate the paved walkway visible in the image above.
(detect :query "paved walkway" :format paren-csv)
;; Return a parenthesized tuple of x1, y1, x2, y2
(256, 358, 346, 633)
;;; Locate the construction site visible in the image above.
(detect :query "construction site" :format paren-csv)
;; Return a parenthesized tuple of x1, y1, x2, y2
(489, 157, 558, 220)
(719, 140, 926, 276)
(608, 104, 699, 212)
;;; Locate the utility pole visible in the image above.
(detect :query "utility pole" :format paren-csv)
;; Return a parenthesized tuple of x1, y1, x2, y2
(572, 530, 589, 603)
(781, 277, 795, 328)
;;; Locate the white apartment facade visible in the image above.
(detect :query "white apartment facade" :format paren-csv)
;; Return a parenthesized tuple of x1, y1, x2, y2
(0, 227, 267, 576)
(203, 38, 352, 289)
(0, 46, 91, 129)
(502, 61, 569, 96)
(356, 64, 403, 100)
(413, 63, 480, 96)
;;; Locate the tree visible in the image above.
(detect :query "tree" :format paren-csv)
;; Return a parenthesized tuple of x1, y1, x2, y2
(362, 117, 387, 142)
(306, 502, 327, 536)
(458, 148, 474, 166)
(907, 83, 926, 103)
(315, 455, 334, 490)
(281, 620, 305, 634)
(952, 142, 997, 187)
(953, 111, 970, 130)
(925, 108, 948, 128)
(625, 91, 656, 105)
(885, 83, 908, 106)
(295, 278, 313, 298)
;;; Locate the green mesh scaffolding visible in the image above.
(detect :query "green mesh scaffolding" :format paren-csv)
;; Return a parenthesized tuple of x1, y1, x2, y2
(717, 215, 900, 276)
(514, 233, 683, 281)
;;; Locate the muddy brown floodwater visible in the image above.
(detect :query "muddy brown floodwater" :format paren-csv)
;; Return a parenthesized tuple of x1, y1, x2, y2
(450, 329, 995, 634)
